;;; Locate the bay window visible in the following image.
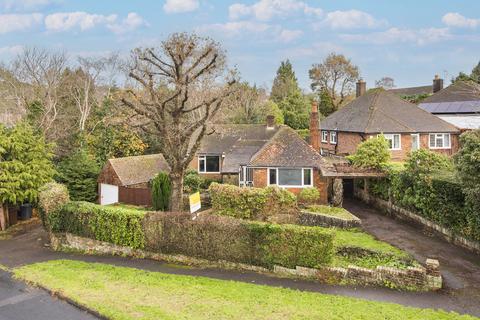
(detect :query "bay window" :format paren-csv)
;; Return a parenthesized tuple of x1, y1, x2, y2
(198, 155, 220, 173)
(429, 133, 451, 149)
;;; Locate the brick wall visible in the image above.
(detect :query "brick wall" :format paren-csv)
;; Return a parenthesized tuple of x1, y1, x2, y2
(320, 130, 460, 160)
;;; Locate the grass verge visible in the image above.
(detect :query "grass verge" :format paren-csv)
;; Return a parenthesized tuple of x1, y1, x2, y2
(14, 260, 476, 320)
(304, 205, 359, 220)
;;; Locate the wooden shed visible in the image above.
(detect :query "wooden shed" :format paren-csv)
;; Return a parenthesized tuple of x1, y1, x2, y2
(97, 154, 170, 206)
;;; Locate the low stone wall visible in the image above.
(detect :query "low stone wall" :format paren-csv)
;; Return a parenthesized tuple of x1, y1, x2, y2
(354, 188, 480, 254)
(299, 210, 361, 229)
(50, 232, 442, 291)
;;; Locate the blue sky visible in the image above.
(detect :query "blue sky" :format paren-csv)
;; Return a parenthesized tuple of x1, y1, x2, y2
(1, 0, 479, 91)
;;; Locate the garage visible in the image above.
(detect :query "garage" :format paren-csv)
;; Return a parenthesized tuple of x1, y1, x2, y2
(99, 183, 119, 205)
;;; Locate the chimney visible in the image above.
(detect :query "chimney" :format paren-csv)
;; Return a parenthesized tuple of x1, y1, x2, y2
(356, 79, 366, 98)
(266, 115, 275, 129)
(433, 75, 443, 93)
(309, 101, 320, 151)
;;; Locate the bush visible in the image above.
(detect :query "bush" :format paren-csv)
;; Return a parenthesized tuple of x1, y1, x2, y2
(38, 182, 70, 229)
(143, 212, 334, 268)
(151, 172, 171, 211)
(209, 183, 297, 220)
(347, 135, 390, 170)
(183, 169, 203, 193)
(298, 187, 320, 205)
(49, 201, 145, 249)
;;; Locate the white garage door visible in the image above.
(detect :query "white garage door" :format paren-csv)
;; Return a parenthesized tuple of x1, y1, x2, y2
(100, 183, 119, 205)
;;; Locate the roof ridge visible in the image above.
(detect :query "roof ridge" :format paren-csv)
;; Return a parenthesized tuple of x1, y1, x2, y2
(364, 90, 381, 132)
(248, 126, 286, 165)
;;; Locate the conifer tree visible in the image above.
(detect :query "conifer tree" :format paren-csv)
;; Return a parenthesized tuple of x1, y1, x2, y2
(270, 60, 300, 103)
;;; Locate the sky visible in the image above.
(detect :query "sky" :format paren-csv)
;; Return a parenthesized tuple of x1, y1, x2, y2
(1, 0, 480, 91)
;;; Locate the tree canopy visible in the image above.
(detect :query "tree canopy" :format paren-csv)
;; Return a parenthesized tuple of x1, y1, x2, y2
(270, 60, 299, 104)
(347, 135, 390, 170)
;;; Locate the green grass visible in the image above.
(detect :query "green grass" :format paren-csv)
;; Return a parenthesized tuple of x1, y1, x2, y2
(0, 264, 9, 271)
(108, 203, 151, 211)
(305, 205, 359, 220)
(14, 260, 476, 320)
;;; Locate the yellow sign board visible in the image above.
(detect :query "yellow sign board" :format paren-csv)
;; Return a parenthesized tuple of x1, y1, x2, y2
(189, 192, 201, 214)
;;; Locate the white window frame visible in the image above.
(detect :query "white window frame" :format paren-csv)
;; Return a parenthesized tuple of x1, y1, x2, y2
(198, 155, 221, 174)
(267, 168, 313, 188)
(330, 131, 337, 144)
(411, 133, 420, 151)
(429, 133, 451, 149)
(321, 130, 328, 143)
(383, 133, 401, 150)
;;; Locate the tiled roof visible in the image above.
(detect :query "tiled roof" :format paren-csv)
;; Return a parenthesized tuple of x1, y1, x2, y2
(107, 153, 170, 186)
(249, 126, 325, 169)
(389, 85, 433, 96)
(418, 81, 480, 115)
(320, 89, 459, 134)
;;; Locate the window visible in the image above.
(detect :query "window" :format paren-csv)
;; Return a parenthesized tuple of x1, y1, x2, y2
(383, 134, 401, 150)
(321, 131, 328, 143)
(330, 131, 337, 144)
(429, 133, 451, 149)
(198, 155, 220, 173)
(274, 168, 313, 187)
(269, 168, 277, 185)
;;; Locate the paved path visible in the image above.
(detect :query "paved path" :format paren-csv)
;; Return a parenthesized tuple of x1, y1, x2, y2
(0, 269, 96, 320)
(1, 206, 480, 318)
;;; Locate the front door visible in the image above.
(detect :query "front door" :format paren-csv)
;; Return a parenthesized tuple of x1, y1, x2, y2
(411, 134, 420, 151)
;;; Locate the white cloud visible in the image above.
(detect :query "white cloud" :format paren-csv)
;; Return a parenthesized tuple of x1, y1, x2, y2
(341, 27, 451, 45)
(322, 10, 386, 29)
(45, 12, 117, 32)
(197, 21, 302, 43)
(107, 12, 148, 34)
(228, 0, 322, 21)
(0, 45, 24, 55)
(279, 41, 345, 58)
(442, 12, 480, 28)
(0, 13, 43, 34)
(0, 0, 54, 11)
(163, 0, 199, 13)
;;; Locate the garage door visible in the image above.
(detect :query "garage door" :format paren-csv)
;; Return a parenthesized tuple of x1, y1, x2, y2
(100, 183, 119, 205)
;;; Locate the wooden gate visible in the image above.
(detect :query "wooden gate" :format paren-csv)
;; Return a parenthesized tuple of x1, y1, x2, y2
(119, 186, 152, 206)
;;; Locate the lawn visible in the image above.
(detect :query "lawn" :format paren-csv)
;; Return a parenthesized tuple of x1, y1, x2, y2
(14, 260, 476, 320)
(304, 205, 359, 220)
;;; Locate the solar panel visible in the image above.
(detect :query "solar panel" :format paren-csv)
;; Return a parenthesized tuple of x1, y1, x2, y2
(419, 101, 480, 114)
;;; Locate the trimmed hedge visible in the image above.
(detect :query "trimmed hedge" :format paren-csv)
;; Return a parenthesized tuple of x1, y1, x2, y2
(143, 212, 334, 268)
(38, 182, 70, 229)
(209, 183, 297, 220)
(298, 187, 320, 206)
(48, 201, 145, 249)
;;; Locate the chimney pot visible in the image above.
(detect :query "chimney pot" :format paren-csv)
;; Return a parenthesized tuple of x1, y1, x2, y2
(356, 79, 366, 98)
(433, 75, 443, 93)
(266, 115, 275, 129)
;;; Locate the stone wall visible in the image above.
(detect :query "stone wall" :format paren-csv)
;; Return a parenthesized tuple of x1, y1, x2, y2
(354, 187, 480, 254)
(298, 210, 361, 229)
(50, 232, 442, 291)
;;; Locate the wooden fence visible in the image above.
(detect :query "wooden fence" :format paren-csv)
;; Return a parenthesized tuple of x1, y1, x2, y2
(119, 186, 152, 206)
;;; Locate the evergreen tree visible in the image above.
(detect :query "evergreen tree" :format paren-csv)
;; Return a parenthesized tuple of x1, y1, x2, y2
(317, 88, 335, 117)
(270, 60, 300, 103)
(151, 172, 171, 211)
(278, 91, 310, 129)
(56, 148, 100, 202)
(471, 61, 480, 83)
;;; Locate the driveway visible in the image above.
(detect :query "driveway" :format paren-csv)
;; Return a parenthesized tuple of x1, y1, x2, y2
(1, 217, 480, 318)
(344, 198, 480, 315)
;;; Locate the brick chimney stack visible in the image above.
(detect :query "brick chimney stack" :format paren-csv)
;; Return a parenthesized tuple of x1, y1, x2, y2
(356, 79, 366, 98)
(433, 75, 443, 93)
(309, 101, 320, 151)
(266, 115, 275, 129)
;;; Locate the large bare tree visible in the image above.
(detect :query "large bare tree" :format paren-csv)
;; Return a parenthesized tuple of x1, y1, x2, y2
(309, 53, 359, 111)
(122, 33, 237, 211)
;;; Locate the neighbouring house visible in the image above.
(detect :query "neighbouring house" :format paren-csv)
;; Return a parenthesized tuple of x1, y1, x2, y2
(389, 74, 444, 100)
(97, 154, 170, 206)
(316, 80, 461, 161)
(418, 80, 480, 130)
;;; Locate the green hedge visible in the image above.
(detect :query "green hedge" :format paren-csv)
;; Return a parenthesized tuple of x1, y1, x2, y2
(143, 212, 334, 268)
(209, 183, 297, 220)
(49, 201, 146, 249)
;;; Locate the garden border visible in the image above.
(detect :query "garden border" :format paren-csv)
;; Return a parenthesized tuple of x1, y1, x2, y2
(354, 188, 480, 254)
(299, 210, 361, 228)
(49, 232, 442, 291)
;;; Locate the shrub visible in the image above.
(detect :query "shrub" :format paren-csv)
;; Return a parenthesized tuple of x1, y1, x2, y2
(143, 212, 334, 268)
(298, 187, 320, 205)
(347, 135, 390, 170)
(404, 149, 452, 175)
(151, 172, 171, 211)
(183, 169, 203, 193)
(38, 182, 70, 229)
(209, 183, 297, 220)
(49, 201, 145, 249)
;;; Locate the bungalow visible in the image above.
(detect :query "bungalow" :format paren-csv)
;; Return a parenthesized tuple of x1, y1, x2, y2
(418, 80, 480, 130)
(317, 80, 461, 161)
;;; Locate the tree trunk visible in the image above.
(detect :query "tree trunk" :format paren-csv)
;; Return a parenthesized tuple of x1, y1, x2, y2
(169, 171, 184, 212)
(0, 204, 8, 231)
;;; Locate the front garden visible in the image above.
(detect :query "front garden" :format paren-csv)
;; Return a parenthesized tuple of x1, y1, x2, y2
(14, 260, 475, 320)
